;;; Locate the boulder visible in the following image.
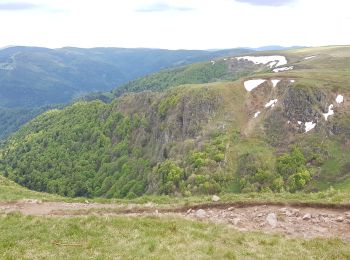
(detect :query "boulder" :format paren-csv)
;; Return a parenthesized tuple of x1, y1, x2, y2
(195, 209, 207, 218)
(302, 213, 312, 220)
(336, 216, 344, 222)
(212, 195, 221, 202)
(266, 213, 278, 228)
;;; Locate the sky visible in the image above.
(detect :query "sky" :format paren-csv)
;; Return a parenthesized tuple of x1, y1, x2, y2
(0, 0, 350, 49)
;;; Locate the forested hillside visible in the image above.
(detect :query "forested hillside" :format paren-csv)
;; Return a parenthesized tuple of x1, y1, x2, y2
(1, 46, 350, 198)
(0, 86, 229, 197)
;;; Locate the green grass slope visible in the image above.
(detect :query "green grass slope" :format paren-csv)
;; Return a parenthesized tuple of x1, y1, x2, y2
(111, 45, 350, 96)
(1, 214, 349, 259)
(0, 175, 60, 201)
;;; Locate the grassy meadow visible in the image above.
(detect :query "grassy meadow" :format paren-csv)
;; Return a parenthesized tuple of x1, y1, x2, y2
(0, 213, 350, 259)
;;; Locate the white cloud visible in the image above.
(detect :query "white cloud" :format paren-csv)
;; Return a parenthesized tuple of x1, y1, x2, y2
(0, 0, 350, 49)
(135, 2, 195, 12)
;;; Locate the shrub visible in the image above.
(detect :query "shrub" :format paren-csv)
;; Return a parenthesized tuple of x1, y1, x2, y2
(213, 153, 225, 162)
(154, 160, 185, 194)
(287, 169, 311, 192)
(276, 147, 306, 178)
(189, 152, 207, 169)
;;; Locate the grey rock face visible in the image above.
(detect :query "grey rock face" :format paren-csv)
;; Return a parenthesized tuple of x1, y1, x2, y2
(282, 87, 326, 123)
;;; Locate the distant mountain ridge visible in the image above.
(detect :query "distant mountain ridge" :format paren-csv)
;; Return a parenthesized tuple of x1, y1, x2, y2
(0, 46, 251, 139)
(0, 46, 251, 109)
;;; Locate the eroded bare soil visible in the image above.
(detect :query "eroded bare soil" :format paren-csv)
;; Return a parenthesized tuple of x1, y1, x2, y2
(1, 199, 350, 240)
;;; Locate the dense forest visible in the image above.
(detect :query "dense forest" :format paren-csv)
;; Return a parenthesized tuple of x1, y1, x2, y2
(1, 46, 350, 198)
(0, 84, 316, 198)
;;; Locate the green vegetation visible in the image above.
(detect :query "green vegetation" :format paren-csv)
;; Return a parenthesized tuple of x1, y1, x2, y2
(0, 214, 349, 259)
(2, 46, 350, 260)
(0, 85, 227, 198)
(113, 61, 230, 97)
(236, 147, 311, 193)
(2, 46, 350, 199)
(0, 101, 151, 198)
(1, 169, 350, 205)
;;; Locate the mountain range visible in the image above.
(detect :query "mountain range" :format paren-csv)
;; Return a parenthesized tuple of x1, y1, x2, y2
(1, 45, 349, 198)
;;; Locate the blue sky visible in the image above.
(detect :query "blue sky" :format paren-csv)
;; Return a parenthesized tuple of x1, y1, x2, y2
(0, 0, 349, 49)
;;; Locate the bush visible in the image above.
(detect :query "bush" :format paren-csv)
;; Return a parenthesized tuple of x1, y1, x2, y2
(189, 152, 207, 169)
(287, 169, 311, 192)
(154, 160, 185, 195)
(213, 153, 225, 162)
(276, 147, 306, 178)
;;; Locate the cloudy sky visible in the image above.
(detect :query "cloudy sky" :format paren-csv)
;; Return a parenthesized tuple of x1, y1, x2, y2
(1, 0, 349, 49)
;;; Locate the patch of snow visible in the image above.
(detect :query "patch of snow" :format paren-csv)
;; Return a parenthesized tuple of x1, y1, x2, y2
(236, 55, 287, 68)
(304, 56, 316, 60)
(244, 79, 266, 92)
(298, 121, 302, 125)
(271, 79, 280, 87)
(265, 99, 278, 108)
(305, 121, 316, 133)
(254, 111, 261, 118)
(336, 94, 344, 104)
(273, 66, 294, 73)
(323, 104, 334, 121)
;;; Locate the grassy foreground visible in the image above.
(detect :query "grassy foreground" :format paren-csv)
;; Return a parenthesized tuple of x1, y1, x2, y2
(1, 174, 350, 259)
(0, 213, 349, 260)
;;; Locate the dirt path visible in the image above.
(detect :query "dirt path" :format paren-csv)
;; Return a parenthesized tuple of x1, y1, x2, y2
(1, 199, 350, 240)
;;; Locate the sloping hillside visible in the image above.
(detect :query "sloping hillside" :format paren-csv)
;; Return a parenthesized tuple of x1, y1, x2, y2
(0, 175, 59, 201)
(1, 46, 350, 198)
